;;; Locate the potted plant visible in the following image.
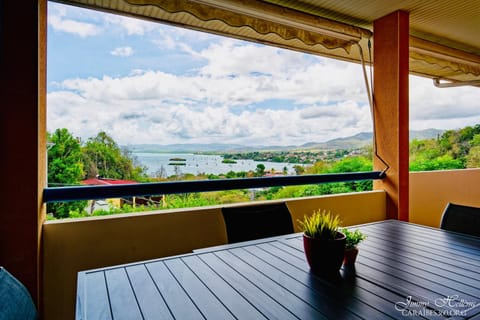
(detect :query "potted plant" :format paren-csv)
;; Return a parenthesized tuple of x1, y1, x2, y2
(342, 228, 366, 265)
(299, 209, 346, 274)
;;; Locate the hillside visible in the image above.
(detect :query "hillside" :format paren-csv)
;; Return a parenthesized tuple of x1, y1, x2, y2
(126, 129, 444, 153)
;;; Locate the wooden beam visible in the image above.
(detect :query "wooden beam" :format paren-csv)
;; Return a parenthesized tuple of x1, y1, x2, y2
(0, 0, 46, 307)
(373, 11, 410, 221)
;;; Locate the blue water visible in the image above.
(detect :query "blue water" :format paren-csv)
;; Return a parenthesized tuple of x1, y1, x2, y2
(133, 152, 302, 177)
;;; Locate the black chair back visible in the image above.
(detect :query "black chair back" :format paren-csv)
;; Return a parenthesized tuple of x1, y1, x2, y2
(222, 202, 294, 243)
(440, 202, 480, 237)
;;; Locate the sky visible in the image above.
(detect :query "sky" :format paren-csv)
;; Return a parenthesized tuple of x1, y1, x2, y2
(47, 2, 480, 147)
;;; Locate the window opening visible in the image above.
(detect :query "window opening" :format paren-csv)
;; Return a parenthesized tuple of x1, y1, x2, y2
(50, 2, 480, 219)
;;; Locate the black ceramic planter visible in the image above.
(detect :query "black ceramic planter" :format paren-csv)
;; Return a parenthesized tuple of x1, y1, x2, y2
(303, 231, 346, 274)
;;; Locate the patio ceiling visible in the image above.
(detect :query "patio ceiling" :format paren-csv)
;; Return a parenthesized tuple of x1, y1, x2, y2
(268, 0, 480, 85)
(54, 0, 480, 85)
(268, 0, 480, 56)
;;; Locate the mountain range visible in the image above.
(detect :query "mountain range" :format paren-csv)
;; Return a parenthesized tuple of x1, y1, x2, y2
(126, 129, 444, 153)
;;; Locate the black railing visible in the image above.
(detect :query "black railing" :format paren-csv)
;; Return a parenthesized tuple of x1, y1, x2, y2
(44, 171, 384, 203)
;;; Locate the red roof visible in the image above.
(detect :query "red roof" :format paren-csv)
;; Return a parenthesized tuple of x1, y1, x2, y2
(81, 177, 138, 186)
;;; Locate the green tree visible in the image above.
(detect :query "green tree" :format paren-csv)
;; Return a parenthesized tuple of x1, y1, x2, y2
(325, 156, 373, 193)
(293, 165, 305, 175)
(466, 133, 480, 168)
(466, 146, 480, 168)
(409, 138, 441, 162)
(47, 128, 87, 218)
(436, 126, 480, 163)
(226, 170, 237, 179)
(48, 129, 84, 185)
(255, 163, 266, 177)
(235, 171, 248, 178)
(305, 161, 327, 174)
(329, 156, 372, 173)
(409, 154, 463, 171)
(82, 131, 147, 181)
(470, 134, 480, 147)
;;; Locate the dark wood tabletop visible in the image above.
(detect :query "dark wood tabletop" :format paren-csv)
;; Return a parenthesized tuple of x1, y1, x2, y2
(76, 220, 480, 319)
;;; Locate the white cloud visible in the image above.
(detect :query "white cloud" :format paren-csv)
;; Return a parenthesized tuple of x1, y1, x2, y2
(48, 59, 480, 146)
(46, 40, 378, 145)
(151, 27, 219, 59)
(103, 15, 156, 35)
(409, 76, 480, 130)
(48, 5, 100, 37)
(153, 35, 176, 50)
(48, 86, 372, 146)
(48, 57, 372, 146)
(110, 47, 134, 57)
(46, 7, 480, 146)
(198, 39, 309, 78)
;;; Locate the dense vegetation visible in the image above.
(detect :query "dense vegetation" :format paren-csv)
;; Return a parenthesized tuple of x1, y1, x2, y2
(409, 124, 480, 170)
(48, 125, 480, 219)
(47, 129, 87, 218)
(223, 149, 349, 164)
(47, 129, 147, 218)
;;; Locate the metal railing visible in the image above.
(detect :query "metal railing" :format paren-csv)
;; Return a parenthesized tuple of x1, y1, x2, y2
(44, 171, 384, 202)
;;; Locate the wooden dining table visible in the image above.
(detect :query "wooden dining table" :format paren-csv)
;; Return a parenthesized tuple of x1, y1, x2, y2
(76, 220, 480, 319)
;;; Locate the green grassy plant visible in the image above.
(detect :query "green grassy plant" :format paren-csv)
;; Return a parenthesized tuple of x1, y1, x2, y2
(299, 209, 342, 240)
(342, 228, 366, 249)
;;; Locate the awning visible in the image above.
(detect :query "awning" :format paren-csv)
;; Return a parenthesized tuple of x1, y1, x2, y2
(54, 0, 480, 84)
(410, 36, 480, 83)
(54, 0, 372, 62)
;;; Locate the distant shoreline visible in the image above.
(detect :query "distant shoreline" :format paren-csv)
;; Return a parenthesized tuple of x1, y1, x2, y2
(133, 152, 301, 176)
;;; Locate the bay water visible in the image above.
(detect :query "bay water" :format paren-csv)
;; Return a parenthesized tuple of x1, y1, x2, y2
(133, 152, 301, 177)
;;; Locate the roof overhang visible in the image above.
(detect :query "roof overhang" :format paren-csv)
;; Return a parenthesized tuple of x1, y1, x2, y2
(52, 0, 480, 85)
